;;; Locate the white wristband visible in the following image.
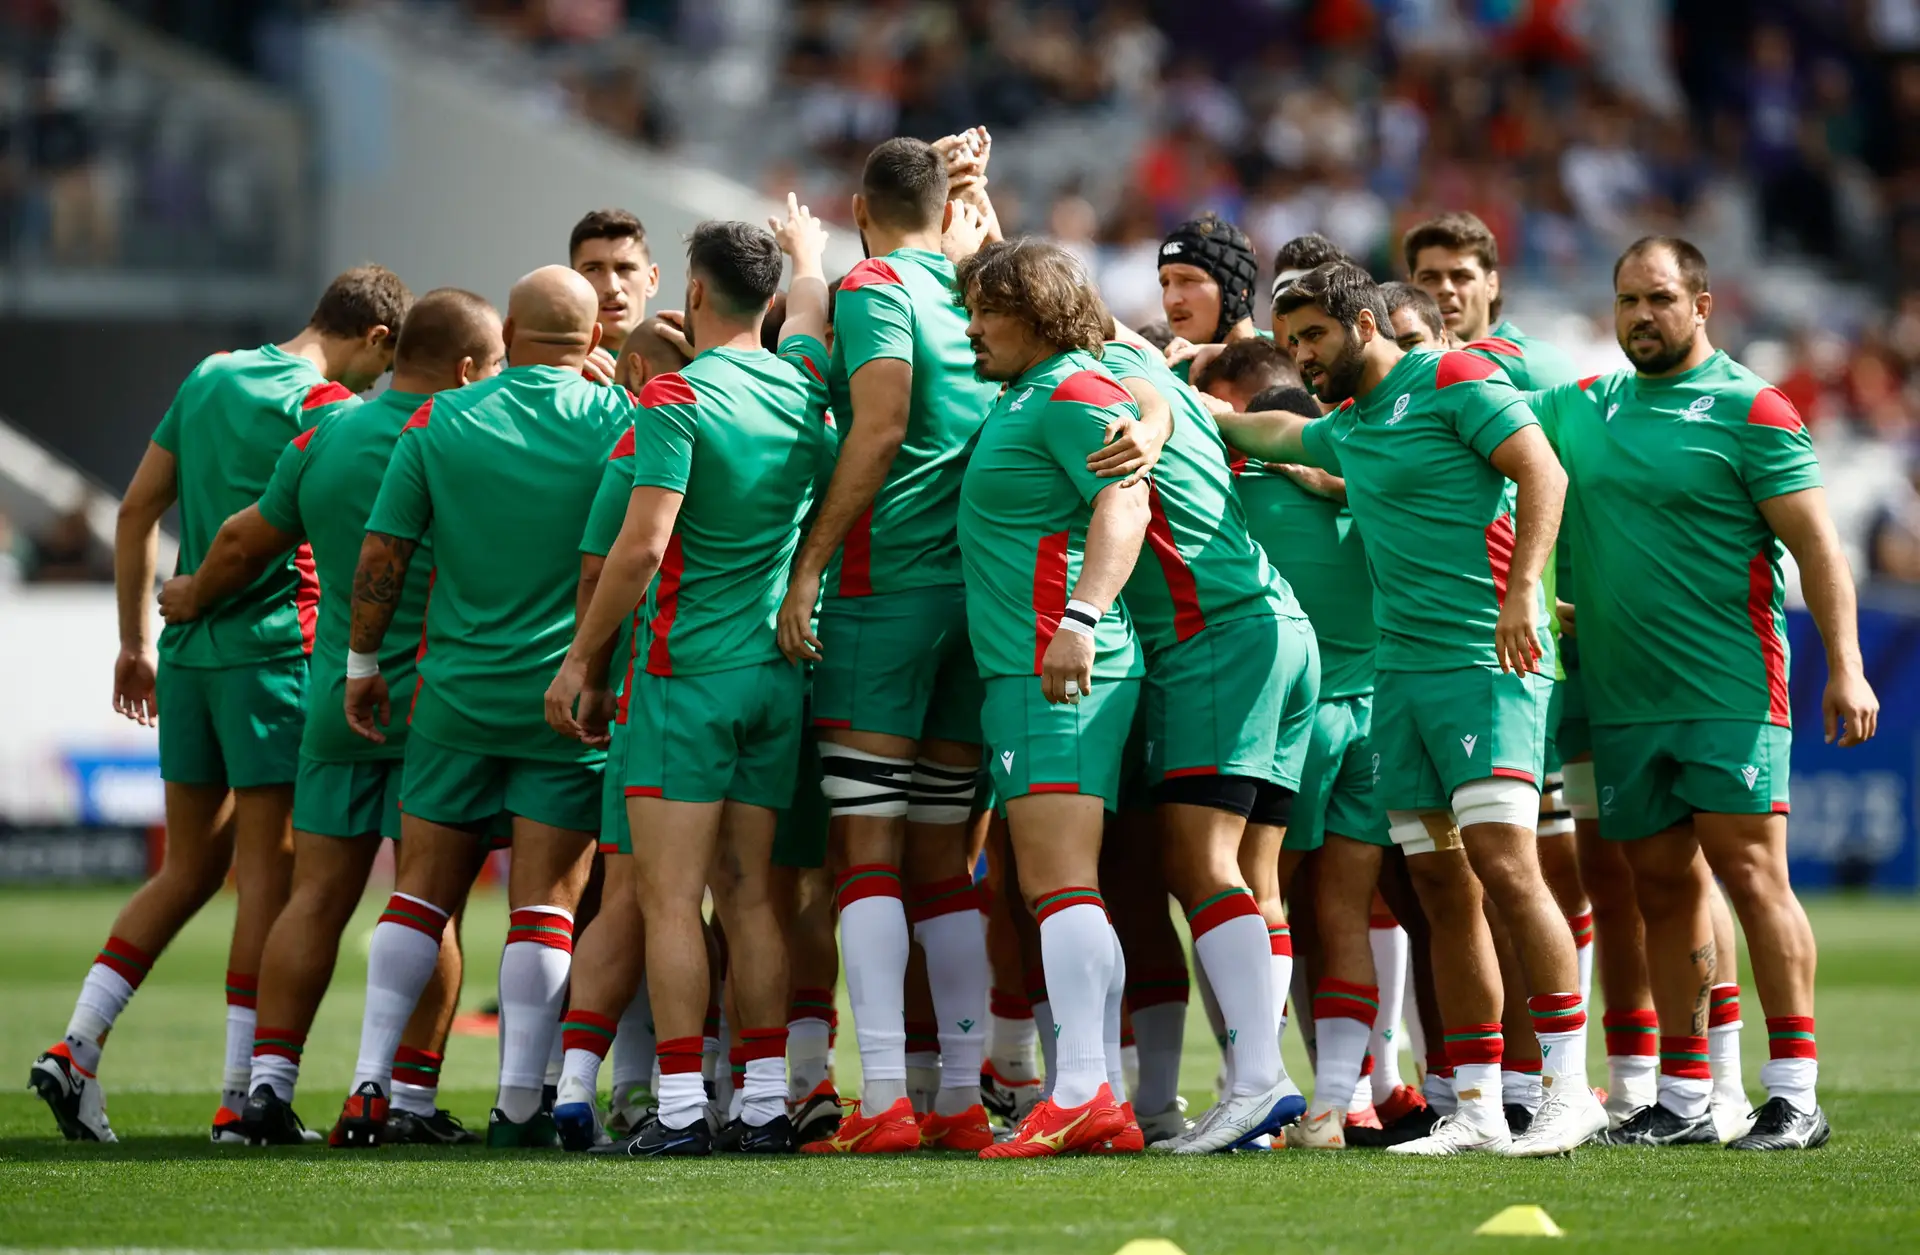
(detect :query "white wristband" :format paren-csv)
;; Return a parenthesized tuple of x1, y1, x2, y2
(346, 650, 381, 680)
(1058, 599, 1102, 638)
(1065, 599, 1103, 623)
(1056, 616, 1096, 638)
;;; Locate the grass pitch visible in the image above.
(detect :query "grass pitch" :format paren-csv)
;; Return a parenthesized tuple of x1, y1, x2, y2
(0, 887, 1916, 1253)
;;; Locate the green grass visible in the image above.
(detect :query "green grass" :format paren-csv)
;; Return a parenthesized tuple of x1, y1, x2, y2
(0, 888, 1917, 1253)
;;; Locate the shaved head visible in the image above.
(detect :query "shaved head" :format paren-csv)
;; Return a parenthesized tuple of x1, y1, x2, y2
(509, 265, 599, 343)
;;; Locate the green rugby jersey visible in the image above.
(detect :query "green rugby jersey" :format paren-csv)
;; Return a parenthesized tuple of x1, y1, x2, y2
(365, 365, 633, 761)
(256, 389, 432, 763)
(153, 345, 361, 667)
(1532, 352, 1820, 727)
(1235, 471, 1378, 700)
(1098, 340, 1306, 656)
(1301, 349, 1553, 674)
(579, 426, 641, 721)
(1465, 320, 1580, 392)
(957, 351, 1144, 681)
(825, 249, 998, 596)
(633, 334, 835, 677)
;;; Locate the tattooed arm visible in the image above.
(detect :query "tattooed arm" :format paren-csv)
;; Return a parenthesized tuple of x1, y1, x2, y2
(343, 530, 418, 743)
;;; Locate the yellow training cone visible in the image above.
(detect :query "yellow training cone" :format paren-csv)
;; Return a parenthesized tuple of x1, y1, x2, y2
(1113, 1241, 1189, 1255)
(1474, 1205, 1565, 1237)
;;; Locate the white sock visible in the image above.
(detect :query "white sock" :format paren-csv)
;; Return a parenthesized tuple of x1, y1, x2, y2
(742, 1055, 786, 1127)
(1570, 909, 1595, 1008)
(1609, 1052, 1657, 1105)
(1033, 998, 1057, 1100)
(905, 1050, 940, 1115)
(1269, 927, 1293, 1051)
(1131, 1002, 1186, 1115)
(1367, 925, 1409, 1102)
(1709, 983, 1744, 1099)
(1529, 992, 1590, 1094)
(988, 995, 1038, 1081)
(352, 893, 449, 1093)
(250, 1051, 300, 1105)
(222, 1004, 256, 1111)
(1037, 897, 1115, 1108)
(611, 984, 656, 1098)
(1188, 892, 1279, 1096)
(787, 1016, 832, 1101)
(544, 1016, 565, 1086)
(496, 906, 574, 1112)
(1503, 1068, 1544, 1113)
(838, 870, 909, 1110)
(912, 903, 988, 1115)
(1759, 1056, 1818, 1114)
(1453, 1060, 1502, 1124)
(1103, 926, 1127, 1103)
(1309, 1014, 1372, 1120)
(1425, 1068, 1457, 1115)
(1660, 1070, 1713, 1119)
(1122, 1043, 1140, 1096)
(561, 1047, 606, 1093)
(390, 1079, 437, 1117)
(657, 1070, 706, 1131)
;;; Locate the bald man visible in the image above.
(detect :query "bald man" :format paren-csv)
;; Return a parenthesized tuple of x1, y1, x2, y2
(331, 266, 637, 1149)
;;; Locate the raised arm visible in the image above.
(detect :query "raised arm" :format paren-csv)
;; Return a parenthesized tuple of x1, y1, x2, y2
(1760, 486, 1878, 746)
(770, 193, 831, 350)
(113, 441, 178, 726)
(1486, 424, 1567, 675)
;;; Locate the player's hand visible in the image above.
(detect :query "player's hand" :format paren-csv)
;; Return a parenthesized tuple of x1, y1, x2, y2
(544, 657, 591, 741)
(574, 685, 616, 749)
(1493, 596, 1543, 675)
(1271, 464, 1346, 501)
(345, 673, 391, 744)
(777, 569, 824, 664)
(770, 193, 828, 268)
(1089, 416, 1164, 486)
(1824, 668, 1879, 747)
(942, 200, 990, 264)
(112, 644, 158, 727)
(582, 345, 618, 386)
(156, 576, 200, 624)
(1556, 598, 1577, 637)
(1040, 627, 1094, 704)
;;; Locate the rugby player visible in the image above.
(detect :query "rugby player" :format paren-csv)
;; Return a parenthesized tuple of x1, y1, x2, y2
(1158, 214, 1263, 381)
(1531, 237, 1875, 1151)
(1215, 262, 1606, 1157)
(956, 239, 1151, 1158)
(1382, 282, 1452, 352)
(30, 267, 408, 1144)
(333, 266, 632, 1149)
(153, 289, 505, 1145)
(546, 209, 836, 1157)
(772, 138, 1001, 1154)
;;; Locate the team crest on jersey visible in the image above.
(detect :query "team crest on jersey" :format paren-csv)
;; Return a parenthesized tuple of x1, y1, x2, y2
(1388, 394, 1411, 425)
(1460, 734, 1478, 757)
(1681, 394, 1716, 420)
(1740, 764, 1759, 789)
(1009, 390, 1029, 411)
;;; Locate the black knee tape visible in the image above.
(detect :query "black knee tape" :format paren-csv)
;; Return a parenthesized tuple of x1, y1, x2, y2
(1151, 774, 1260, 818)
(1249, 781, 1295, 828)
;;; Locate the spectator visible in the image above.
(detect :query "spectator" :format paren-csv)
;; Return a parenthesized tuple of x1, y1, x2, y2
(29, 503, 106, 583)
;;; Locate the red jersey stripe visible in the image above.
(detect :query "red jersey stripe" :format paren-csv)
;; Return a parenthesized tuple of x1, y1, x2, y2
(1031, 530, 1070, 674)
(303, 380, 355, 410)
(291, 426, 318, 451)
(403, 398, 433, 430)
(640, 373, 697, 408)
(1467, 336, 1523, 358)
(1747, 551, 1791, 726)
(840, 258, 903, 291)
(1050, 371, 1133, 408)
(1145, 481, 1207, 641)
(1484, 512, 1515, 607)
(610, 425, 636, 460)
(1436, 350, 1501, 388)
(614, 608, 641, 724)
(1747, 387, 1806, 433)
(1577, 374, 1603, 391)
(293, 543, 319, 655)
(838, 506, 874, 597)
(646, 535, 687, 676)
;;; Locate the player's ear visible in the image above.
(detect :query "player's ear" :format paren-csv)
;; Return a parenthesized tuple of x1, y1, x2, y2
(644, 263, 660, 301)
(1485, 267, 1501, 307)
(852, 194, 869, 235)
(455, 355, 473, 386)
(588, 322, 603, 354)
(941, 200, 955, 233)
(1695, 290, 1713, 325)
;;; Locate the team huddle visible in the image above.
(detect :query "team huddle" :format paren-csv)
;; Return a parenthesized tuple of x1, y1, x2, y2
(28, 128, 1876, 1160)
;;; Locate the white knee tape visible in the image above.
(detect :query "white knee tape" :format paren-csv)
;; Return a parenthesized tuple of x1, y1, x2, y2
(1452, 776, 1540, 831)
(1387, 809, 1451, 856)
(1538, 771, 1574, 838)
(817, 744, 912, 818)
(906, 758, 977, 826)
(1561, 761, 1598, 820)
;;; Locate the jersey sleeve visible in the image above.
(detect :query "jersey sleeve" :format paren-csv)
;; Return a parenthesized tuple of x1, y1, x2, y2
(581, 427, 637, 557)
(1097, 341, 1155, 383)
(255, 429, 314, 536)
(152, 391, 184, 453)
(1435, 352, 1537, 461)
(1040, 372, 1139, 505)
(1300, 416, 1343, 474)
(631, 374, 698, 495)
(365, 410, 433, 541)
(834, 264, 915, 375)
(1740, 387, 1822, 502)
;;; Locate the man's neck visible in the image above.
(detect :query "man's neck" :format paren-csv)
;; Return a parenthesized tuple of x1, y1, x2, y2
(277, 327, 342, 381)
(864, 227, 942, 259)
(387, 370, 441, 395)
(509, 338, 592, 370)
(1459, 316, 1493, 344)
(690, 316, 764, 355)
(1353, 344, 1407, 401)
(1640, 334, 1717, 380)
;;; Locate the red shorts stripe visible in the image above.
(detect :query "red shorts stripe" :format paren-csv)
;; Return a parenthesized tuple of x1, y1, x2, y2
(1490, 767, 1536, 783)
(1029, 781, 1080, 794)
(624, 785, 665, 798)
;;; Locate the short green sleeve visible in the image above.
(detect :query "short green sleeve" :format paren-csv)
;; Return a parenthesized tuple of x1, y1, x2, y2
(835, 281, 914, 376)
(366, 422, 433, 542)
(631, 389, 697, 496)
(1443, 360, 1539, 462)
(255, 432, 313, 536)
(1741, 388, 1823, 503)
(1098, 341, 1156, 384)
(1041, 381, 1138, 507)
(778, 333, 833, 416)
(1301, 415, 1343, 475)
(1526, 380, 1585, 452)
(581, 432, 636, 558)
(152, 393, 182, 454)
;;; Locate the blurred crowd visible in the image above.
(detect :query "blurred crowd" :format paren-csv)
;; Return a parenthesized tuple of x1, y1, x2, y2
(0, 504, 109, 586)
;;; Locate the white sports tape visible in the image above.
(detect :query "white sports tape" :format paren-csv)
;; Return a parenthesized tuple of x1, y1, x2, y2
(817, 743, 912, 818)
(1561, 760, 1598, 821)
(906, 759, 978, 826)
(1387, 809, 1457, 857)
(1452, 776, 1540, 831)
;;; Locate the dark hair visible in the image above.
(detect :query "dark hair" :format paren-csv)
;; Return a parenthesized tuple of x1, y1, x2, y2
(1195, 337, 1298, 395)
(1133, 319, 1175, 350)
(1273, 261, 1392, 336)
(569, 208, 649, 262)
(1249, 383, 1320, 418)
(861, 137, 948, 231)
(1402, 210, 1500, 278)
(1272, 232, 1354, 276)
(687, 220, 783, 318)
(308, 265, 412, 340)
(394, 288, 498, 371)
(1614, 235, 1711, 297)
(1381, 281, 1447, 341)
(955, 239, 1108, 356)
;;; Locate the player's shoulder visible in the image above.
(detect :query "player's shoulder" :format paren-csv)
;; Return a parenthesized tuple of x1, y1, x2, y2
(1097, 339, 1158, 381)
(1702, 354, 1804, 432)
(638, 367, 701, 410)
(1428, 347, 1512, 390)
(1046, 358, 1133, 411)
(607, 423, 637, 462)
(841, 256, 908, 294)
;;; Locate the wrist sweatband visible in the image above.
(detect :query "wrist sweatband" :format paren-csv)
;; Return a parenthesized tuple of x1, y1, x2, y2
(1058, 599, 1102, 638)
(346, 650, 381, 679)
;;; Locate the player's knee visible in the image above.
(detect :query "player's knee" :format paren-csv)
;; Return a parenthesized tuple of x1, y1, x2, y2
(819, 744, 912, 820)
